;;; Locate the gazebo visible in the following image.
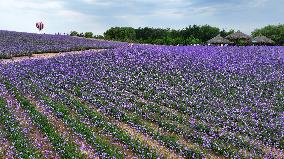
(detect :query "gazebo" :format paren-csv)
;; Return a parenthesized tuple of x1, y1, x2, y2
(252, 36, 274, 45)
(226, 31, 251, 45)
(207, 35, 231, 45)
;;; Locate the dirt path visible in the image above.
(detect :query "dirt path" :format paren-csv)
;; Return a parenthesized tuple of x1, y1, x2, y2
(0, 49, 106, 64)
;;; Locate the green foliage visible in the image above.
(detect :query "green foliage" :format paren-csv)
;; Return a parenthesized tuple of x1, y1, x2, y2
(251, 24, 284, 45)
(70, 31, 78, 36)
(84, 32, 93, 38)
(78, 32, 84, 37)
(104, 27, 136, 42)
(103, 25, 230, 45)
(237, 39, 251, 46)
(135, 27, 169, 42)
(70, 31, 104, 39)
(280, 138, 284, 149)
(180, 25, 220, 42)
(93, 35, 104, 39)
(70, 24, 283, 45)
(220, 29, 235, 37)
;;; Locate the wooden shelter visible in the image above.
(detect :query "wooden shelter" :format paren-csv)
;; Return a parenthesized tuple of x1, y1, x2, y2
(252, 36, 274, 45)
(226, 31, 251, 45)
(226, 31, 251, 40)
(207, 35, 231, 45)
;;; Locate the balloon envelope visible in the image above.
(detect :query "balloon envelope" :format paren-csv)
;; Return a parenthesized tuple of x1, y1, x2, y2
(36, 22, 44, 31)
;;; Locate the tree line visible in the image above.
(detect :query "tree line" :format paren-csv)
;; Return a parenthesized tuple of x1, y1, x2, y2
(70, 24, 284, 45)
(251, 24, 284, 45)
(103, 25, 234, 45)
(70, 31, 104, 39)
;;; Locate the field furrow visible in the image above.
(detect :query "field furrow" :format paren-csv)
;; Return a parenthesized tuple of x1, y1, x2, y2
(63, 80, 251, 158)
(24, 82, 161, 158)
(0, 97, 43, 158)
(25, 95, 100, 159)
(0, 125, 16, 159)
(66, 93, 185, 158)
(38, 80, 206, 158)
(114, 120, 184, 159)
(0, 86, 60, 159)
(126, 89, 284, 158)
(13, 69, 250, 158)
(3, 81, 88, 159)
(75, 72, 281, 158)
(0, 44, 283, 159)
(74, 110, 138, 159)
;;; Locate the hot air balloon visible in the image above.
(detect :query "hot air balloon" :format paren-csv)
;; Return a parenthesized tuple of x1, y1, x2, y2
(36, 22, 44, 32)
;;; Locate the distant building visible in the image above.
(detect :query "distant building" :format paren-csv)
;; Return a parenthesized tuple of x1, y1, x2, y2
(207, 35, 231, 46)
(252, 36, 275, 45)
(226, 31, 251, 45)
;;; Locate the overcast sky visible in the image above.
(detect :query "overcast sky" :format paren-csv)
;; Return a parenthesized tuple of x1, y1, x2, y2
(0, 0, 283, 35)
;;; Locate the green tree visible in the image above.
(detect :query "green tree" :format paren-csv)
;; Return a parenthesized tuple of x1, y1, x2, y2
(93, 35, 104, 39)
(199, 25, 220, 42)
(220, 29, 235, 37)
(103, 25, 236, 45)
(180, 25, 219, 43)
(252, 24, 284, 45)
(78, 32, 84, 37)
(84, 32, 93, 38)
(104, 27, 136, 42)
(70, 31, 78, 36)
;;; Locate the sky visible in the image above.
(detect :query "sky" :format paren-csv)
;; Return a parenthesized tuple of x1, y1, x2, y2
(0, 0, 283, 35)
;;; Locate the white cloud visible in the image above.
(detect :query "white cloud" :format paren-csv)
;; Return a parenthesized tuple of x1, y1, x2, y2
(0, 0, 283, 35)
(0, 0, 106, 34)
(82, 0, 114, 5)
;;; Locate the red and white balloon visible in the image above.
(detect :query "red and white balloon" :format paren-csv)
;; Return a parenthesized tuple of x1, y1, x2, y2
(36, 22, 44, 31)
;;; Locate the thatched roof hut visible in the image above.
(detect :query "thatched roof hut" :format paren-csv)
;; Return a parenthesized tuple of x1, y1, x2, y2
(207, 35, 231, 44)
(252, 36, 274, 45)
(225, 31, 251, 40)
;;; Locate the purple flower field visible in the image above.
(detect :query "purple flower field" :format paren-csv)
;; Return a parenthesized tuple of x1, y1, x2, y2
(0, 30, 126, 59)
(0, 44, 284, 158)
